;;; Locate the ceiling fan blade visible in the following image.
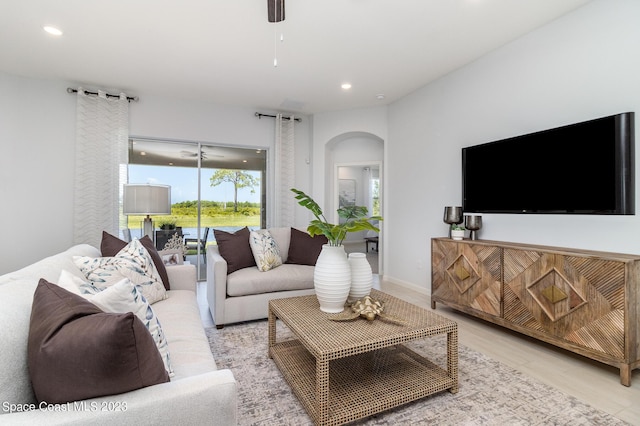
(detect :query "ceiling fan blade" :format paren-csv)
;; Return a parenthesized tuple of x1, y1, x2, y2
(179, 149, 224, 159)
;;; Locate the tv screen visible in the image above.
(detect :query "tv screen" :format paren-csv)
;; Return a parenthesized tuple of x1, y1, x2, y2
(462, 112, 635, 215)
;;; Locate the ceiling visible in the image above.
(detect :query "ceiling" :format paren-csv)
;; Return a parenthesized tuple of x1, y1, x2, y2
(129, 138, 267, 169)
(0, 0, 591, 114)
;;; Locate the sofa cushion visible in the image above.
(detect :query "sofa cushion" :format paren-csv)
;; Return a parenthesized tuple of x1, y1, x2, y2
(249, 230, 283, 272)
(0, 244, 100, 287)
(152, 290, 218, 381)
(57, 270, 174, 377)
(28, 279, 169, 404)
(226, 264, 315, 297)
(74, 238, 167, 304)
(285, 227, 328, 266)
(214, 227, 255, 274)
(268, 227, 292, 262)
(0, 279, 39, 407)
(101, 231, 171, 291)
(0, 245, 100, 408)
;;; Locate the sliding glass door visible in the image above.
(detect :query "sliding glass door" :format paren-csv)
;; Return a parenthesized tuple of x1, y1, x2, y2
(127, 138, 266, 280)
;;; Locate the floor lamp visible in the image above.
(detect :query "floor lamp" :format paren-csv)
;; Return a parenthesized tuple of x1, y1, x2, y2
(123, 184, 171, 242)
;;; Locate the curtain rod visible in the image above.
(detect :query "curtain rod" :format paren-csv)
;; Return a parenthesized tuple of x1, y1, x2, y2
(255, 112, 300, 122)
(66, 87, 139, 102)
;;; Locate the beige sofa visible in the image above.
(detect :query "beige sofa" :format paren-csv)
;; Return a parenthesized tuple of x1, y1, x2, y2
(0, 244, 237, 425)
(207, 227, 316, 328)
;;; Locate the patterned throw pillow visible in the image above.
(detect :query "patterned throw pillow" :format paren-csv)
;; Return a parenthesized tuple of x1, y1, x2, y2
(74, 238, 167, 304)
(101, 231, 171, 290)
(249, 230, 283, 272)
(57, 270, 174, 377)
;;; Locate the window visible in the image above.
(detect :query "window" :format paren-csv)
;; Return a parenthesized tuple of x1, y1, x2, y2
(126, 138, 267, 280)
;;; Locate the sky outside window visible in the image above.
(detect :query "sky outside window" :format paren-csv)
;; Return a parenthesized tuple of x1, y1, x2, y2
(128, 164, 261, 204)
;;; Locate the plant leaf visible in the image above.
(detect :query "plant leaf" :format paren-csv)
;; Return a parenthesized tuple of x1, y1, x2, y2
(291, 188, 325, 220)
(291, 187, 383, 246)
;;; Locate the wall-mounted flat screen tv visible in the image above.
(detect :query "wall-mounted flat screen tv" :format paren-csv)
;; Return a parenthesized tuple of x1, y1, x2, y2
(462, 112, 635, 215)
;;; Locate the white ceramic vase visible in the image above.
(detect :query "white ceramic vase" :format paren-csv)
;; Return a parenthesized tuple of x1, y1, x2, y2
(314, 244, 351, 313)
(348, 252, 373, 302)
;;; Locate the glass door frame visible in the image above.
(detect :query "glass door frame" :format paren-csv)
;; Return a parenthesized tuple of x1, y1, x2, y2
(127, 136, 268, 280)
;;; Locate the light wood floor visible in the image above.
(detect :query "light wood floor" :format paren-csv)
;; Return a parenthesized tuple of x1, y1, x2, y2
(196, 277, 640, 424)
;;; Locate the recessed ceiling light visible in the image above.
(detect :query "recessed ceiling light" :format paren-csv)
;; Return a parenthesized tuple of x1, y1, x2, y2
(341, 83, 352, 90)
(376, 94, 385, 100)
(140, 151, 147, 156)
(43, 26, 63, 36)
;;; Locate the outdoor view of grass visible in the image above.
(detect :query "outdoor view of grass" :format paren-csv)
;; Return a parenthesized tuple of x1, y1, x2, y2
(126, 200, 261, 231)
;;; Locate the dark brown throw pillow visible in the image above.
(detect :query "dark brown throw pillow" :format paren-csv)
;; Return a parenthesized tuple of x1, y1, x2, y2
(28, 279, 169, 404)
(213, 227, 255, 274)
(100, 231, 170, 290)
(285, 227, 328, 266)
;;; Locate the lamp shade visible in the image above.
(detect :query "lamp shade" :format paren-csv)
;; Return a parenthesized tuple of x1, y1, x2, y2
(123, 184, 171, 215)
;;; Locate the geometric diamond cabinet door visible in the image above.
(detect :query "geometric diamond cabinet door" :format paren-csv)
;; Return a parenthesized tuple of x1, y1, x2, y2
(432, 237, 640, 386)
(503, 248, 626, 359)
(431, 239, 501, 317)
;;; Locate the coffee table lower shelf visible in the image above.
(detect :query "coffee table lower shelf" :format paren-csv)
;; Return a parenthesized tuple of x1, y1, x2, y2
(270, 339, 456, 425)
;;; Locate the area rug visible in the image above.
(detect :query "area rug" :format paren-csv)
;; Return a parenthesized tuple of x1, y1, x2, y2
(206, 321, 628, 425)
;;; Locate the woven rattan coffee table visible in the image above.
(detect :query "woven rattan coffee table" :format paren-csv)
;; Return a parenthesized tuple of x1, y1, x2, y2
(268, 289, 458, 425)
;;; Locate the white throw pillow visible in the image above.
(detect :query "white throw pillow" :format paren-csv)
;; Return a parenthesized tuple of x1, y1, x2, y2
(74, 238, 167, 304)
(249, 230, 283, 272)
(57, 270, 174, 377)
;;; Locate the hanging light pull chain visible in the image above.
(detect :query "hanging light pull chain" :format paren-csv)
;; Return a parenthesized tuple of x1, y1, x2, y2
(274, 25, 284, 67)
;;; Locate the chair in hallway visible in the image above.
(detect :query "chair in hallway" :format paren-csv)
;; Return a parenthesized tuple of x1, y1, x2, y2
(364, 221, 379, 252)
(185, 227, 210, 263)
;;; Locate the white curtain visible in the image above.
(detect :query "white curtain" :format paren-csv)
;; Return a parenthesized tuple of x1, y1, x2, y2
(73, 88, 129, 247)
(274, 114, 295, 227)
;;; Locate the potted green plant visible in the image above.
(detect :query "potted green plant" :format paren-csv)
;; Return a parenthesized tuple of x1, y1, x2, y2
(159, 221, 176, 230)
(291, 188, 383, 313)
(290, 188, 382, 246)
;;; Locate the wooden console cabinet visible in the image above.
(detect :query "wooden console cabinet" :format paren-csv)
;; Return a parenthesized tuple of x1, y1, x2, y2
(431, 237, 640, 386)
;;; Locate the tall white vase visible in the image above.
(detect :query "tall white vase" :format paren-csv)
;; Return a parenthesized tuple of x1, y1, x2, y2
(314, 244, 351, 313)
(348, 252, 373, 302)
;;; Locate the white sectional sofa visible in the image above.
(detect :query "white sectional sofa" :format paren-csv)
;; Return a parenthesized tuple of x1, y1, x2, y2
(0, 244, 237, 425)
(207, 227, 321, 328)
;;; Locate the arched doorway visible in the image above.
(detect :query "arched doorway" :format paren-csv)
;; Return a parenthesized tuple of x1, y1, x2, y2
(325, 132, 384, 274)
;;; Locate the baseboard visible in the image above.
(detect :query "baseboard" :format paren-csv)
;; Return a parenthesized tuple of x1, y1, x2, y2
(380, 275, 430, 296)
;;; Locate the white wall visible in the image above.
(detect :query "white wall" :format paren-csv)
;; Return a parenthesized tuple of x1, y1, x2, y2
(0, 77, 312, 275)
(0, 72, 77, 274)
(308, 106, 388, 270)
(386, 0, 640, 293)
(311, 106, 388, 210)
(129, 95, 312, 230)
(5, 0, 637, 287)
